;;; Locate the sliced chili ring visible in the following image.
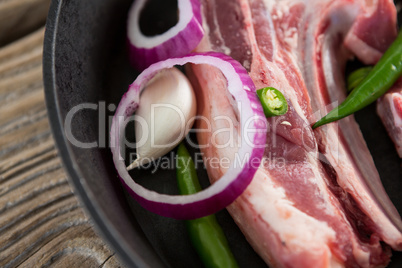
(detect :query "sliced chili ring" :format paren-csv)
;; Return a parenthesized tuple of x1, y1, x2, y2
(256, 87, 288, 117)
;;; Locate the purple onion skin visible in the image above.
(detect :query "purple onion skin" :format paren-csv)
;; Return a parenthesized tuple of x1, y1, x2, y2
(111, 52, 267, 220)
(128, 0, 204, 71)
(121, 125, 265, 220)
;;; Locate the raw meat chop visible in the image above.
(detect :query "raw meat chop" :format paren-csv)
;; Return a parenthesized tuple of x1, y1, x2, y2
(187, 0, 402, 267)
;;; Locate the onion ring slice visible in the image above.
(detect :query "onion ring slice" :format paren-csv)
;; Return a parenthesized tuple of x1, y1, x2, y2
(127, 0, 204, 71)
(110, 52, 267, 219)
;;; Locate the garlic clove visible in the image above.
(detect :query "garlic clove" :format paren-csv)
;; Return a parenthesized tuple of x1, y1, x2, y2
(127, 67, 197, 170)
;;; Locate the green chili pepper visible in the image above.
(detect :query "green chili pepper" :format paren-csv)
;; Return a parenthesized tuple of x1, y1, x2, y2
(256, 87, 288, 117)
(313, 29, 402, 129)
(176, 143, 239, 268)
(347, 66, 373, 92)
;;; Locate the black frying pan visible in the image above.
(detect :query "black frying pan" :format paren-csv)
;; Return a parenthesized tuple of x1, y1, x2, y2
(43, 0, 402, 267)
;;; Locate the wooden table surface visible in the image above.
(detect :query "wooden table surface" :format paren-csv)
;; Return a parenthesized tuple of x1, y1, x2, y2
(0, 1, 124, 267)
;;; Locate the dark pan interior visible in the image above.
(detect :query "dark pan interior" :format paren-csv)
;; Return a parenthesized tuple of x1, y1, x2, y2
(43, 0, 402, 267)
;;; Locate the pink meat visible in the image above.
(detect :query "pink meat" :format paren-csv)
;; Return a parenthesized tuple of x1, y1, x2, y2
(188, 0, 402, 267)
(298, 0, 402, 251)
(341, 0, 402, 158)
(343, 0, 397, 64)
(377, 79, 402, 157)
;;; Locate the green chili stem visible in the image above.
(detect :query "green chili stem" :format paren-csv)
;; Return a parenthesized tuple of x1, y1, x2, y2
(256, 87, 288, 117)
(347, 66, 373, 92)
(176, 144, 239, 268)
(313, 29, 402, 129)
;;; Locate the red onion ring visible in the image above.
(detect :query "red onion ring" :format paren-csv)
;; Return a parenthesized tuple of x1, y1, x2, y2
(127, 0, 204, 71)
(110, 52, 267, 219)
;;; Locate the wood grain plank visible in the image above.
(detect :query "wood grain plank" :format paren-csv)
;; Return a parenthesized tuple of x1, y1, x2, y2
(0, 146, 58, 182)
(0, 88, 45, 126)
(0, 8, 124, 268)
(0, 45, 42, 78)
(19, 225, 118, 268)
(0, 117, 51, 158)
(0, 65, 42, 95)
(0, 27, 44, 64)
(0, 0, 50, 46)
(0, 137, 54, 173)
(0, 107, 47, 137)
